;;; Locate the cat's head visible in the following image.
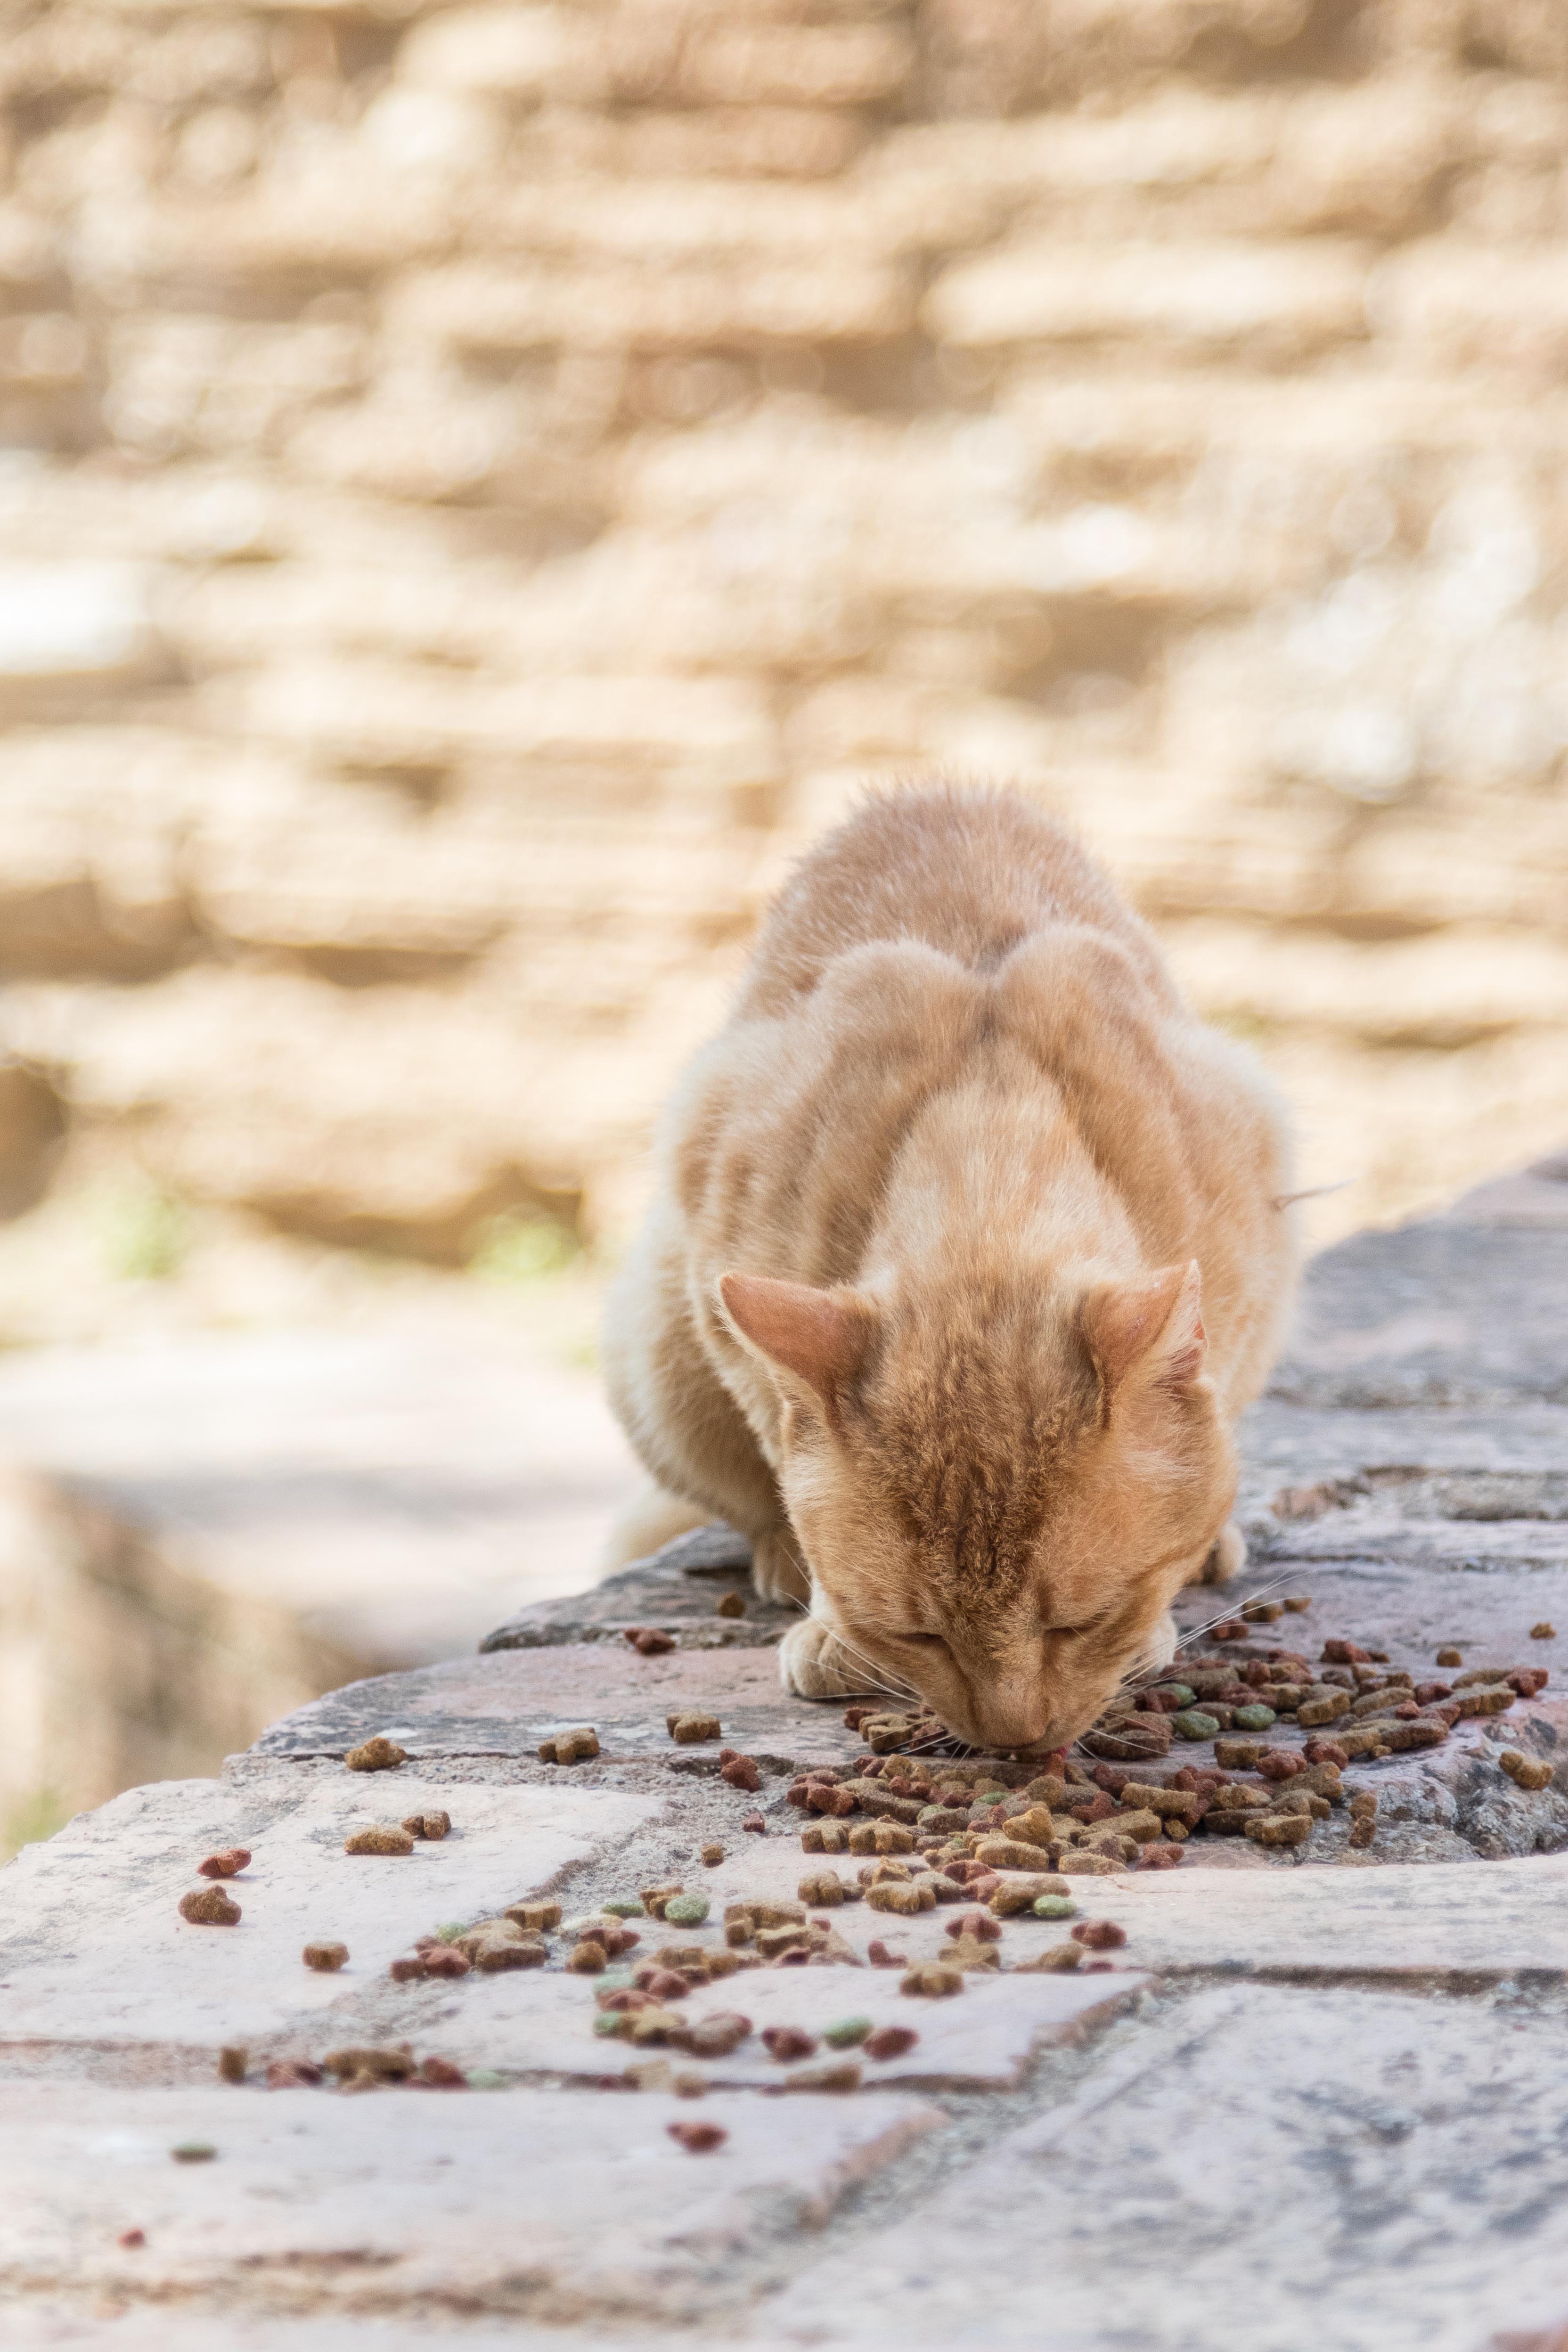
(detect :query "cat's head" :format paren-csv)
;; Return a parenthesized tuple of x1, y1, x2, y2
(719, 1262, 1234, 1752)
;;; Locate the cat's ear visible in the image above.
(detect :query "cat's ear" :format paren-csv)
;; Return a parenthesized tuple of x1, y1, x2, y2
(717, 1274, 874, 1411)
(1081, 1260, 1206, 1396)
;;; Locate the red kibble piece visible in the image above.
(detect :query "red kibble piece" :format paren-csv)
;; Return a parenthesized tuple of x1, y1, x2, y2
(761, 2025, 818, 2063)
(944, 1908, 1003, 1944)
(867, 1939, 907, 1968)
(1070, 1919, 1127, 1951)
(1140, 1843, 1185, 1870)
(864, 2025, 918, 2060)
(418, 2056, 467, 2089)
(197, 1848, 251, 1880)
(1302, 1739, 1349, 1769)
(632, 1628, 674, 1655)
(669, 2120, 727, 2153)
(1414, 1682, 1452, 1706)
(720, 1754, 762, 1792)
(265, 2058, 323, 2088)
(1322, 1639, 1370, 1665)
(1241, 1661, 1271, 1687)
(423, 1945, 471, 1979)
(1069, 1792, 1116, 1823)
(809, 1783, 855, 1815)
(1213, 1620, 1248, 1640)
(741, 1811, 767, 1835)
(844, 1703, 882, 1729)
(1508, 1667, 1550, 1698)
(1257, 1749, 1306, 1781)
(119, 2228, 146, 2248)
(1091, 1765, 1135, 1794)
(637, 1968, 692, 2003)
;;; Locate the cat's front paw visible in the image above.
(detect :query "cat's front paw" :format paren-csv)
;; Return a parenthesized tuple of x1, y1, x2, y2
(779, 1616, 872, 1701)
(1198, 1519, 1246, 1587)
(752, 1523, 811, 1606)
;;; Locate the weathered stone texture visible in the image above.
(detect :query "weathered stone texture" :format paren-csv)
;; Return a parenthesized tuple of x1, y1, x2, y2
(0, 1, 1566, 1254)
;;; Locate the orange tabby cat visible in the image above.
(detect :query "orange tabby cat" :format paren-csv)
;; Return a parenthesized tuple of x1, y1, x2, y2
(604, 787, 1298, 1752)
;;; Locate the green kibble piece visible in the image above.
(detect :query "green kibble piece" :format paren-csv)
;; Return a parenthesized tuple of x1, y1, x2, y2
(823, 2016, 873, 2049)
(601, 1899, 645, 1918)
(1172, 1709, 1221, 1740)
(598, 1967, 636, 1992)
(663, 1893, 710, 1927)
(1155, 1683, 1196, 1708)
(434, 1921, 468, 1943)
(1233, 1704, 1277, 1731)
(171, 2143, 216, 2164)
(467, 2070, 507, 2090)
(594, 2012, 630, 2038)
(1033, 1894, 1078, 1920)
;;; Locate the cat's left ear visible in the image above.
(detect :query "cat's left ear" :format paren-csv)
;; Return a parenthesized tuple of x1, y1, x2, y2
(1080, 1260, 1207, 1396)
(717, 1274, 875, 1413)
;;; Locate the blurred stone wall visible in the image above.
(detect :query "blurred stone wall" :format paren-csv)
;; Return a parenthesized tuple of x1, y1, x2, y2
(1, 0, 1567, 1261)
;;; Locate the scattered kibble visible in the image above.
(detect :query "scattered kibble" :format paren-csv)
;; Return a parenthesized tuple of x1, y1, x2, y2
(401, 1811, 450, 1841)
(506, 1900, 562, 1932)
(170, 2143, 216, 2164)
(624, 1626, 675, 1654)
(668, 2121, 727, 2153)
(701, 1843, 726, 1865)
(717, 1591, 746, 1619)
(343, 1826, 414, 1856)
(1070, 1919, 1127, 1951)
(1530, 1622, 1556, 1640)
(119, 2229, 146, 2247)
(422, 1947, 472, 1979)
(1436, 1648, 1463, 1667)
(217, 2047, 247, 2084)
(266, 2058, 323, 2088)
(1282, 1596, 1313, 1612)
(900, 1963, 963, 1998)
(417, 2057, 467, 2089)
(762, 2025, 818, 2062)
(179, 1886, 241, 1926)
(668, 1712, 723, 1743)
(1171, 1709, 1221, 1741)
(303, 1940, 349, 1973)
(538, 1728, 600, 1765)
(823, 2016, 873, 2048)
(344, 1737, 406, 1773)
(741, 1812, 767, 1835)
(324, 2045, 415, 2084)
(1015, 1943, 1083, 1973)
(863, 2025, 918, 2060)
(867, 1939, 906, 1968)
(1501, 1750, 1554, 1790)
(1245, 1814, 1312, 1847)
(783, 2062, 863, 2092)
(720, 1752, 762, 1792)
(798, 1870, 850, 1907)
(664, 1892, 710, 1927)
(1233, 1704, 1277, 1731)
(196, 1848, 251, 1880)
(1034, 1893, 1078, 1920)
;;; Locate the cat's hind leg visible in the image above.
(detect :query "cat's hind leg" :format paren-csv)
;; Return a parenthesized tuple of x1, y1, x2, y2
(780, 1614, 882, 1701)
(1195, 1519, 1246, 1586)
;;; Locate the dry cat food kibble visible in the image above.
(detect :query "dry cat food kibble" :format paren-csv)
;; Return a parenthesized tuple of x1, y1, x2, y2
(179, 1886, 241, 1926)
(401, 1811, 450, 1841)
(717, 1591, 746, 1618)
(344, 1737, 406, 1773)
(1015, 1941, 1084, 1972)
(798, 1870, 852, 1906)
(824, 2015, 873, 2048)
(267, 2058, 324, 2088)
(742, 1811, 767, 1834)
(218, 2046, 247, 2083)
(506, 1901, 562, 1932)
(701, 1843, 726, 1865)
(1501, 1750, 1554, 1790)
(303, 1940, 349, 1973)
(667, 1711, 723, 1743)
(664, 1893, 711, 1927)
(171, 2142, 216, 2164)
(416, 2056, 467, 2089)
(197, 1848, 251, 1880)
(538, 1728, 600, 1765)
(719, 1752, 762, 1792)
(1531, 1623, 1556, 1640)
(864, 2025, 918, 2060)
(343, 1825, 414, 1855)
(324, 2043, 416, 2085)
(901, 1962, 964, 1998)
(762, 2025, 818, 2062)
(1070, 1919, 1127, 1951)
(668, 2121, 727, 2153)
(624, 1625, 675, 1654)
(1436, 1648, 1463, 1667)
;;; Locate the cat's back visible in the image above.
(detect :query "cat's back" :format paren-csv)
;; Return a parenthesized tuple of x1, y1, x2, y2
(736, 785, 1171, 1020)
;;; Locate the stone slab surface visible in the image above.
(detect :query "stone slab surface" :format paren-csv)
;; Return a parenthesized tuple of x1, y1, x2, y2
(253, 1642, 860, 1771)
(769, 1983, 1568, 2352)
(0, 1773, 657, 2052)
(0, 2082, 939, 2324)
(482, 1520, 790, 1652)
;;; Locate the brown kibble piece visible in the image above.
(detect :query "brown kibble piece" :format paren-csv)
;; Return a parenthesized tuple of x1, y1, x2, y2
(303, 1940, 349, 1973)
(900, 1963, 964, 1997)
(266, 2058, 323, 2088)
(119, 2228, 146, 2248)
(641, 1881, 684, 1920)
(866, 1879, 935, 1916)
(1436, 1648, 1462, 1666)
(762, 2025, 819, 2062)
(721, 1754, 762, 1792)
(423, 1945, 472, 1979)
(701, 1842, 726, 1865)
(401, 1811, 450, 1841)
(418, 2056, 467, 2088)
(1530, 1623, 1556, 1641)
(180, 1886, 241, 1926)
(668, 1711, 723, 1743)
(798, 1869, 849, 1906)
(344, 1737, 406, 1773)
(1017, 1941, 1085, 1973)
(505, 1900, 562, 1932)
(474, 1936, 547, 1972)
(741, 1811, 767, 1834)
(343, 1826, 414, 1855)
(672, 2011, 752, 2058)
(324, 2044, 414, 2082)
(717, 1591, 746, 1618)
(1245, 1813, 1313, 1847)
(1070, 1919, 1127, 1951)
(864, 2025, 918, 2060)
(197, 1848, 251, 1880)
(218, 2047, 247, 2083)
(568, 1940, 609, 1973)
(867, 1938, 907, 1968)
(538, 1728, 600, 1764)
(668, 2120, 727, 2153)
(1501, 1750, 1553, 1790)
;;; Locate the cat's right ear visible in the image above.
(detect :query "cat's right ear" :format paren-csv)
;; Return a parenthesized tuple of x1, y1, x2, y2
(1080, 1260, 1207, 1398)
(717, 1274, 874, 1414)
